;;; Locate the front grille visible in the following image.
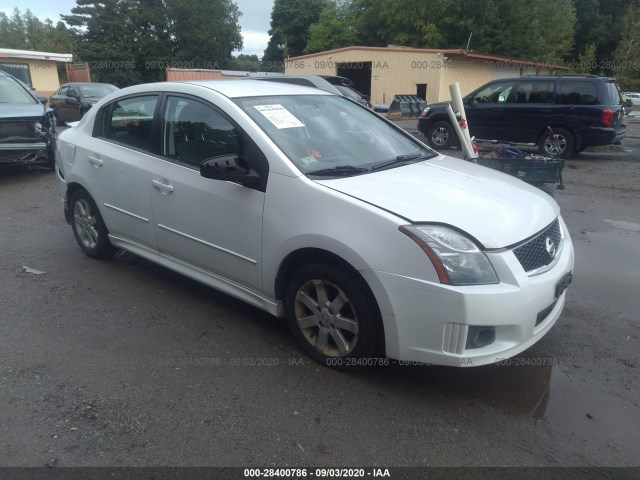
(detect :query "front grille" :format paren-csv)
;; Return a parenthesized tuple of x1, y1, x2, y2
(0, 121, 37, 139)
(513, 219, 562, 273)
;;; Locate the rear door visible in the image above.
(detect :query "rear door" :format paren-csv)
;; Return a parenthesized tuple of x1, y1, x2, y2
(501, 79, 557, 143)
(79, 94, 160, 249)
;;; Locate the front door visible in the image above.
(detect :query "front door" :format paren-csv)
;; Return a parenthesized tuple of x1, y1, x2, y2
(150, 95, 265, 291)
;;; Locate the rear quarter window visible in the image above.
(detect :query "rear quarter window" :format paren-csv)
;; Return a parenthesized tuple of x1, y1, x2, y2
(560, 81, 599, 105)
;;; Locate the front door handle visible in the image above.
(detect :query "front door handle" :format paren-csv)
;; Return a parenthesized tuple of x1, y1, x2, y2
(88, 155, 103, 167)
(152, 179, 174, 194)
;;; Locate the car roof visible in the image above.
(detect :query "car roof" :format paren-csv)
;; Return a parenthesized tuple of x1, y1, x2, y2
(245, 75, 342, 95)
(519, 75, 616, 82)
(177, 79, 335, 98)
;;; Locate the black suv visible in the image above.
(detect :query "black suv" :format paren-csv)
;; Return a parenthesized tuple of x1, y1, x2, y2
(417, 75, 626, 158)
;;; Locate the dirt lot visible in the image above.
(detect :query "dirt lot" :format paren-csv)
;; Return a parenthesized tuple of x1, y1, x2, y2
(0, 118, 638, 472)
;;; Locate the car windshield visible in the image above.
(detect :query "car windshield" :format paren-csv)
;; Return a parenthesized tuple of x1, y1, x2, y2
(0, 76, 37, 104)
(234, 95, 434, 174)
(78, 84, 118, 98)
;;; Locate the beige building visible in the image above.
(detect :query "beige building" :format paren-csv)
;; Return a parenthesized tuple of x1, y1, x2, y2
(0, 48, 73, 96)
(285, 46, 569, 105)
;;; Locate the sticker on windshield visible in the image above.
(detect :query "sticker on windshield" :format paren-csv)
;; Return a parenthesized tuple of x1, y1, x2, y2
(300, 156, 320, 166)
(254, 104, 305, 129)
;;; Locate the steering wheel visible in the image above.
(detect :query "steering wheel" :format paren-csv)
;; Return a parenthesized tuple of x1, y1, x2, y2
(478, 96, 489, 103)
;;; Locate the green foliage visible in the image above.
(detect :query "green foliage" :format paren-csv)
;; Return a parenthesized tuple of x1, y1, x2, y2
(293, 0, 576, 64)
(167, 0, 242, 69)
(263, 0, 328, 67)
(230, 54, 262, 72)
(0, 8, 75, 53)
(613, 0, 640, 90)
(305, 1, 357, 53)
(62, 0, 242, 86)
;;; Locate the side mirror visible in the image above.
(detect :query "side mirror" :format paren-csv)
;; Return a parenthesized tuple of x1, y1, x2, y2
(200, 155, 261, 187)
(37, 94, 48, 105)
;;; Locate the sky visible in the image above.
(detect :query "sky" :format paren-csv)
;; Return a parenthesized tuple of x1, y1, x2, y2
(1, 0, 274, 57)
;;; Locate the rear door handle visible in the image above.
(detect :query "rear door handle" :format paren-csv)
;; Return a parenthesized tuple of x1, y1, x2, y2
(152, 179, 174, 194)
(88, 155, 103, 167)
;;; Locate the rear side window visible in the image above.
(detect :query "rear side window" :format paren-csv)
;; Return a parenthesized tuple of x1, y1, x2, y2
(560, 81, 599, 105)
(99, 95, 158, 151)
(511, 81, 555, 104)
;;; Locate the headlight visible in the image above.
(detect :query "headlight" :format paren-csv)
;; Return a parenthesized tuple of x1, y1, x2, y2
(399, 225, 498, 285)
(419, 107, 430, 117)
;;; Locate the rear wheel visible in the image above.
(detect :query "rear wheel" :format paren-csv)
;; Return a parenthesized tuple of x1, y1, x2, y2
(70, 190, 116, 258)
(284, 264, 382, 367)
(538, 127, 574, 159)
(427, 121, 454, 149)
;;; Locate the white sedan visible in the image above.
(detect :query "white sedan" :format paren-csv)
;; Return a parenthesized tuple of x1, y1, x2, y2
(55, 80, 574, 367)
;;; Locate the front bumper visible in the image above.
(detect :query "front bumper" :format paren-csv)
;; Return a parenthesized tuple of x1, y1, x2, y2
(0, 142, 48, 164)
(362, 226, 574, 367)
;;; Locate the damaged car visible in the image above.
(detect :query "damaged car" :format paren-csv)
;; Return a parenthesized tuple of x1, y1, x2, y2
(0, 70, 56, 168)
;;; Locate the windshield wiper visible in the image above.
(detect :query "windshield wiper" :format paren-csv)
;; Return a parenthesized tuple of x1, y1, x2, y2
(370, 152, 433, 171)
(306, 165, 370, 176)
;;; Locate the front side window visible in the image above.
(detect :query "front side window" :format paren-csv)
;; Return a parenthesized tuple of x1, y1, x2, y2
(100, 95, 158, 151)
(234, 95, 434, 174)
(473, 81, 515, 104)
(162, 97, 240, 168)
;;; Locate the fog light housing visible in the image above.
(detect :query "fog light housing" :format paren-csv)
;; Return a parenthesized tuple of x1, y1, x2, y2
(466, 326, 496, 350)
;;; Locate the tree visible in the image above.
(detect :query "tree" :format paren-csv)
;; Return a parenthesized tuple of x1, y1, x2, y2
(263, 0, 328, 69)
(613, 0, 640, 90)
(62, 0, 142, 86)
(305, 1, 357, 53)
(574, 0, 632, 74)
(230, 54, 262, 71)
(167, 0, 243, 70)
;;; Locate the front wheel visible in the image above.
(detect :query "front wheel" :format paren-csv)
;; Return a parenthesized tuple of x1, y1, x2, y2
(284, 264, 382, 367)
(427, 121, 455, 149)
(538, 127, 574, 159)
(70, 190, 116, 258)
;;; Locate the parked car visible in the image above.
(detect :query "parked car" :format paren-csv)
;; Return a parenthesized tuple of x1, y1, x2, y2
(49, 82, 118, 124)
(55, 80, 574, 367)
(418, 75, 627, 158)
(252, 74, 371, 108)
(0, 70, 56, 167)
(319, 75, 372, 108)
(622, 92, 640, 106)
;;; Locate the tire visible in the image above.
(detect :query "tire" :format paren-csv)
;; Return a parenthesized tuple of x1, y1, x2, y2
(538, 127, 574, 159)
(284, 263, 382, 367)
(427, 121, 454, 150)
(69, 190, 116, 259)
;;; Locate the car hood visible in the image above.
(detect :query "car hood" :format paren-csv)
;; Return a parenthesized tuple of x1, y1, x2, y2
(0, 103, 45, 120)
(314, 155, 559, 249)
